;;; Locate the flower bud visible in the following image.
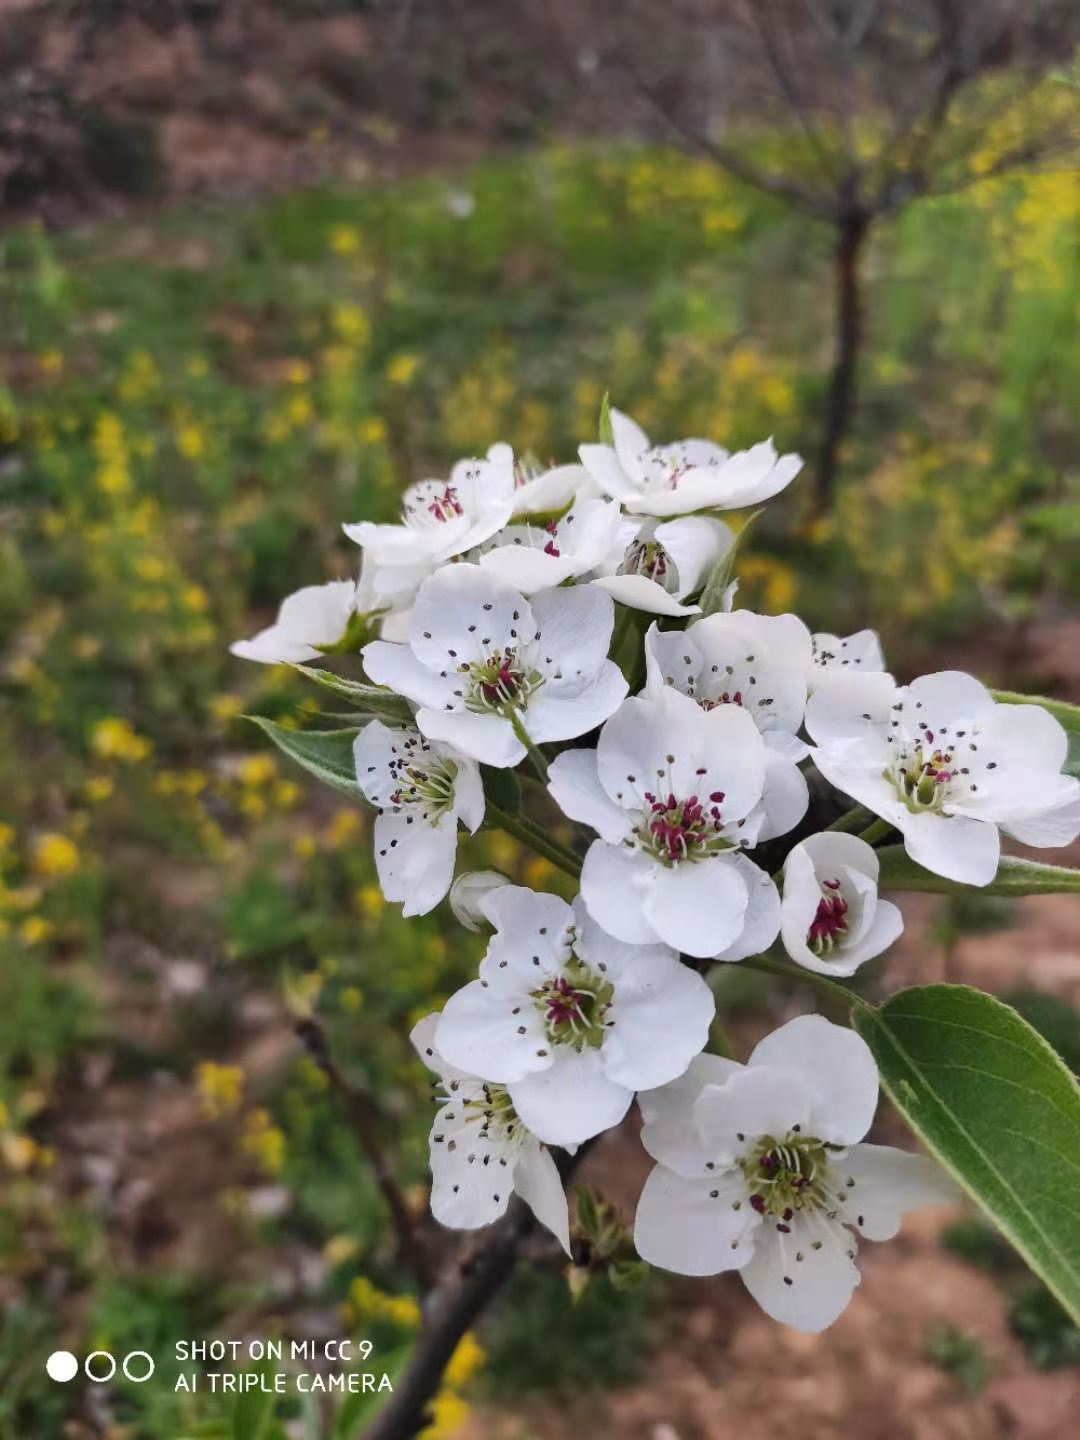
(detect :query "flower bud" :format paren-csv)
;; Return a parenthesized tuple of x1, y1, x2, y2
(449, 870, 511, 932)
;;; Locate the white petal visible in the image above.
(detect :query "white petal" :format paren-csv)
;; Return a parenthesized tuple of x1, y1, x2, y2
(906, 670, 995, 724)
(362, 639, 454, 710)
(603, 951, 714, 1090)
(427, 1102, 515, 1232)
(634, 1165, 757, 1276)
(901, 809, 1000, 887)
(524, 662, 628, 744)
(642, 854, 749, 959)
(580, 841, 659, 945)
(693, 1066, 812, 1160)
(638, 1053, 744, 1177)
(373, 810, 458, 916)
(436, 980, 549, 1083)
(839, 898, 903, 972)
(749, 1015, 879, 1146)
(643, 623, 704, 694)
(410, 1012, 476, 1088)
(452, 754, 486, 832)
(842, 1143, 959, 1240)
(529, 584, 614, 681)
(1002, 787, 1080, 847)
(804, 671, 898, 744)
(654, 516, 734, 597)
(590, 572, 701, 617)
(478, 543, 576, 593)
(409, 564, 529, 673)
(231, 580, 356, 663)
(514, 1143, 571, 1253)
(609, 407, 652, 475)
(578, 441, 638, 501)
(711, 854, 781, 962)
(509, 1048, 633, 1145)
(479, 886, 575, 987)
(740, 1212, 860, 1332)
(547, 747, 632, 843)
(417, 707, 524, 768)
(754, 750, 809, 842)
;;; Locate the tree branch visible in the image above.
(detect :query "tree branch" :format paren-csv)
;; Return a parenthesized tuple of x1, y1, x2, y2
(295, 1016, 435, 1289)
(362, 1144, 596, 1440)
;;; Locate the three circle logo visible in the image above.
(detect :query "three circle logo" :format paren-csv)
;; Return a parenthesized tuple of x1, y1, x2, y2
(46, 1350, 155, 1383)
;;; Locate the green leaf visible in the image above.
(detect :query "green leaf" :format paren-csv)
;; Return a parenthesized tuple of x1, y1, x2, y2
(290, 664, 413, 721)
(333, 1349, 411, 1439)
(246, 716, 363, 799)
(231, 1360, 278, 1440)
(598, 391, 614, 445)
(698, 508, 763, 616)
(877, 845, 1080, 896)
(853, 985, 1080, 1324)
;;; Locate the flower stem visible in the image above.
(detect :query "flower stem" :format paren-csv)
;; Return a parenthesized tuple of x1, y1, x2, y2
(510, 714, 550, 784)
(707, 1012, 738, 1060)
(487, 801, 582, 879)
(742, 952, 874, 1013)
(856, 817, 893, 846)
(826, 803, 874, 833)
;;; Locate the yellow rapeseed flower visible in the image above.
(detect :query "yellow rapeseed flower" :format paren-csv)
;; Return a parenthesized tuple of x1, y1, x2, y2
(386, 353, 420, 386)
(31, 833, 80, 878)
(91, 716, 151, 762)
(444, 1333, 485, 1389)
(196, 1062, 244, 1119)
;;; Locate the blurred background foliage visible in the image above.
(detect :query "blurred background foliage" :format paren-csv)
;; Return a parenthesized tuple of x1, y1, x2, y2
(1, 5, 1080, 1437)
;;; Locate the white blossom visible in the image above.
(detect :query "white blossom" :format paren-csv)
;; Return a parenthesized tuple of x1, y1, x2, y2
(634, 1015, 958, 1332)
(510, 459, 600, 516)
(807, 670, 1080, 886)
(354, 720, 484, 916)
(810, 628, 886, 684)
(230, 579, 358, 664)
(450, 870, 511, 932)
(592, 516, 734, 616)
(344, 443, 517, 572)
(411, 1014, 570, 1252)
(362, 564, 627, 768)
(548, 686, 780, 960)
(435, 886, 714, 1146)
(476, 497, 633, 594)
(579, 406, 802, 518)
(644, 610, 812, 840)
(780, 833, 903, 976)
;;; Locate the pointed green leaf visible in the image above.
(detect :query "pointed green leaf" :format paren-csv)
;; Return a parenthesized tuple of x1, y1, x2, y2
(877, 845, 1080, 896)
(231, 1359, 278, 1440)
(290, 664, 413, 721)
(698, 508, 763, 616)
(598, 391, 614, 445)
(853, 985, 1080, 1324)
(246, 716, 363, 799)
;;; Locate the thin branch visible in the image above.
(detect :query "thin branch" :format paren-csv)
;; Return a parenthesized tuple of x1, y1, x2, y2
(746, 1, 841, 185)
(487, 801, 583, 879)
(623, 62, 837, 221)
(363, 1144, 597, 1440)
(295, 1016, 435, 1289)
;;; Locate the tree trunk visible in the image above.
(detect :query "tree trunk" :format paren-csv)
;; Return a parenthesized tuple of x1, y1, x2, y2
(815, 211, 869, 512)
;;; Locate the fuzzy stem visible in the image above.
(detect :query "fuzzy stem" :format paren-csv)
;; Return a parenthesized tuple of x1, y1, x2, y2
(510, 714, 550, 784)
(857, 817, 893, 846)
(826, 803, 875, 833)
(741, 952, 874, 1014)
(487, 801, 582, 879)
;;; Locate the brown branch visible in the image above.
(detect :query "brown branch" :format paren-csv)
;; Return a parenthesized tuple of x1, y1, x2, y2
(362, 1143, 597, 1440)
(295, 1016, 435, 1289)
(623, 62, 836, 221)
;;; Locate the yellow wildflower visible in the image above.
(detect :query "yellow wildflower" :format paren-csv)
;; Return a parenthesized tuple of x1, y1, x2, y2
(196, 1062, 244, 1119)
(19, 916, 53, 946)
(444, 1333, 485, 1389)
(386, 353, 420, 387)
(31, 833, 80, 878)
(91, 717, 151, 763)
(354, 885, 384, 921)
(329, 225, 362, 257)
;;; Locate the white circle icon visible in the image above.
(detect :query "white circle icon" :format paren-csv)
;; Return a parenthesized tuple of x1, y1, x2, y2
(46, 1351, 79, 1383)
(122, 1351, 155, 1383)
(85, 1351, 117, 1383)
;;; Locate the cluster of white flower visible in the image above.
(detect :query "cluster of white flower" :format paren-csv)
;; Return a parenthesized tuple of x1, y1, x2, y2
(233, 407, 1080, 1333)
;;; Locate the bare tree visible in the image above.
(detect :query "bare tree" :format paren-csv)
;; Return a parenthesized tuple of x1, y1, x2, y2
(544, 0, 1080, 509)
